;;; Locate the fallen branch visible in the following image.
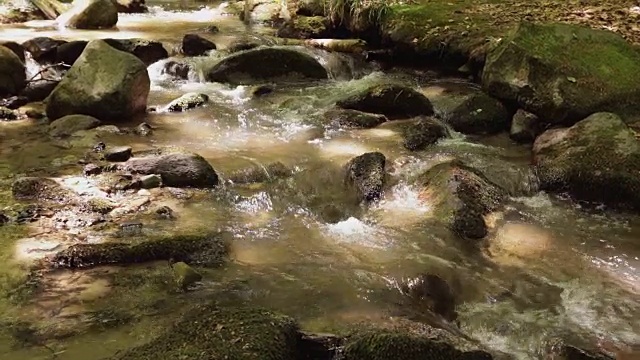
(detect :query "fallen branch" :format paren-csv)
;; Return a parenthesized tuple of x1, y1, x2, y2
(29, 0, 69, 20)
(26, 62, 70, 83)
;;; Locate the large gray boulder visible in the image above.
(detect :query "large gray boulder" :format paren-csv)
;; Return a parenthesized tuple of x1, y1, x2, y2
(58, 0, 118, 29)
(482, 22, 640, 125)
(533, 112, 640, 211)
(45, 40, 149, 122)
(0, 45, 26, 96)
(124, 152, 219, 188)
(205, 47, 328, 85)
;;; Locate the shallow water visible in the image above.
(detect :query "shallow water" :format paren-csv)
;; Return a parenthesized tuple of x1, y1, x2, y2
(0, 1, 639, 359)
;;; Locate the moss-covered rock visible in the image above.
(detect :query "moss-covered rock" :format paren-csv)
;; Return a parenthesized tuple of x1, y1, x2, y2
(0, 45, 26, 96)
(337, 84, 434, 120)
(323, 108, 387, 129)
(509, 109, 539, 143)
(482, 22, 640, 125)
(165, 92, 209, 112)
(343, 325, 493, 360)
(414, 160, 505, 239)
(345, 152, 386, 203)
(86, 197, 116, 214)
(205, 47, 328, 85)
(50, 233, 228, 268)
(112, 304, 300, 360)
(277, 15, 330, 39)
(58, 0, 118, 29)
(124, 152, 219, 188)
(48, 114, 101, 137)
(403, 116, 449, 151)
(445, 92, 511, 135)
(46, 40, 150, 122)
(171, 261, 202, 290)
(533, 112, 640, 211)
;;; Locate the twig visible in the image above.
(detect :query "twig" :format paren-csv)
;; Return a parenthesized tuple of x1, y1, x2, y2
(26, 62, 70, 83)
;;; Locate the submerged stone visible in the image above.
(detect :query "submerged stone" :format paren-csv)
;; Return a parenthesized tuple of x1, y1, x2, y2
(323, 108, 387, 129)
(171, 261, 202, 290)
(445, 92, 511, 135)
(49, 114, 101, 137)
(12, 177, 71, 202)
(228, 161, 293, 184)
(50, 233, 227, 268)
(124, 152, 219, 188)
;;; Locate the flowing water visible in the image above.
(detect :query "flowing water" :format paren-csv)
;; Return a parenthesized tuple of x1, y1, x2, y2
(0, 2, 639, 359)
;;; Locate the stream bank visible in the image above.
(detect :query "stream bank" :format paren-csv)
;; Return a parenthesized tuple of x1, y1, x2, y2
(0, 1, 639, 359)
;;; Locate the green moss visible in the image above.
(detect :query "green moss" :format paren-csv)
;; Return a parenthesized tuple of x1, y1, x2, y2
(0, 224, 33, 313)
(343, 329, 492, 360)
(50, 233, 228, 269)
(113, 304, 300, 360)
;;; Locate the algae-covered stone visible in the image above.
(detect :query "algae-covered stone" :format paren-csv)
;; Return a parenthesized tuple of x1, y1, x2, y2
(482, 22, 640, 125)
(345, 152, 386, 203)
(343, 325, 493, 360)
(49, 114, 101, 137)
(228, 161, 293, 184)
(403, 116, 448, 151)
(445, 92, 510, 135)
(51, 233, 227, 268)
(0, 45, 26, 96)
(337, 84, 434, 120)
(113, 304, 299, 360)
(124, 152, 219, 188)
(58, 0, 118, 29)
(165, 92, 209, 112)
(277, 16, 329, 39)
(533, 112, 640, 211)
(171, 261, 202, 290)
(414, 160, 505, 239)
(103, 38, 168, 66)
(323, 108, 387, 129)
(205, 47, 328, 85)
(46, 40, 150, 122)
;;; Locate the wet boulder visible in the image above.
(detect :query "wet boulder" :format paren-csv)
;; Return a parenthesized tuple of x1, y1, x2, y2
(0, 41, 25, 63)
(414, 160, 505, 239)
(22, 37, 65, 63)
(165, 92, 209, 112)
(46, 40, 150, 122)
(58, 0, 118, 29)
(12, 177, 71, 202)
(49, 114, 101, 137)
(161, 60, 191, 80)
(482, 22, 640, 125)
(55, 40, 88, 66)
(171, 261, 202, 290)
(228, 161, 292, 184)
(181, 34, 217, 56)
(337, 84, 434, 120)
(103, 145, 132, 161)
(205, 47, 328, 85)
(398, 273, 458, 322)
(0, 96, 28, 109)
(0, 106, 18, 120)
(345, 152, 386, 203)
(114, 0, 147, 13)
(124, 152, 219, 188)
(112, 304, 299, 360)
(509, 109, 539, 143)
(21, 79, 60, 101)
(403, 116, 449, 151)
(323, 109, 387, 129)
(533, 112, 640, 211)
(51, 233, 227, 268)
(103, 38, 168, 66)
(445, 92, 510, 135)
(0, 45, 26, 96)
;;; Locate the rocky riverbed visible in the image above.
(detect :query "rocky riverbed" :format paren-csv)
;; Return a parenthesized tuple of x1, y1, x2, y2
(0, 0, 639, 359)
